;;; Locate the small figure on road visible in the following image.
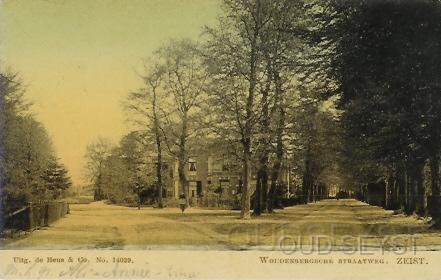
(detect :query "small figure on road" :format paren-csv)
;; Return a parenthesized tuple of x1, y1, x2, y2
(179, 193, 187, 214)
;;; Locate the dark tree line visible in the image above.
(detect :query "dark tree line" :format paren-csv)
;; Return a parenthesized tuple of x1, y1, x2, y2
(306, 0, 441, 226)
(85, 0, 441, 225)
(1, 71, 72, 219)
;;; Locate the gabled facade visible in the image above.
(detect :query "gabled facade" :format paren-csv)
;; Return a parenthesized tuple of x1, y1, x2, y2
(161, 152, 293, 204)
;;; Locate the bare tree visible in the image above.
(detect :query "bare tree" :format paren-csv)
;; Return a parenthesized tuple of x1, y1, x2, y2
(156, 39, 208, 204)
(260, 1, 305, 213)
(126, 62, 166, 208)
(204, 0, 274, 219)
(84, 137, 112, 201)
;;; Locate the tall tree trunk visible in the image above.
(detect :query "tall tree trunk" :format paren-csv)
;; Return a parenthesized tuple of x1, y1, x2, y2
(405, 167, 416, 215)
(302, 171, 309, 204)
(241, 143, 252, 219)
(428, 155, 440, 227)
(153, 90, 163, 208)
(430, 155, 440, 196)
(240, 0, 260, 219)
(267, 71, 285, 212)
(178, 114, 188, 205)
(385, 174, 391, 209)
(302, 154, 313, 204)
(415, 162, 425, 216)
(409, 159, 421, 214)
(178, 155, 187, 203)
(268, 155, 282, 212)
(254, 69, 271, 216)
(397, 161, 406, 210)
(302, 149, 312, 204)
(312, 183, 318, 202)
(261, 166, 268, 211)
(393, 175, 399, 208)
(155, 135, 163, 208)
(253, 171, 262, 215)
(385, 171, 397, 210)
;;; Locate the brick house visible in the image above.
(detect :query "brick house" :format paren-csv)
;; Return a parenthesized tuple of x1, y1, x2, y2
(157, 152, 292, 208)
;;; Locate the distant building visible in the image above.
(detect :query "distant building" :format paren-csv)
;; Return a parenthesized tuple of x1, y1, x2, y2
(156, 152, 292, 207)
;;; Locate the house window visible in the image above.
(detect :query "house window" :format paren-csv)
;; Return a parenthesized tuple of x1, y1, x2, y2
(189, 161, 197, 171)
(196, 181, 202, 196)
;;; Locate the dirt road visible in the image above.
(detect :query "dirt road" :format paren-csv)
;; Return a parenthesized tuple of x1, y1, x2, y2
(5, 199, 441, 250)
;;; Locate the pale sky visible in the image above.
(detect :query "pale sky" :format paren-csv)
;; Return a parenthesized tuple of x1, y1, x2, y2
(0, 0, 220, 185)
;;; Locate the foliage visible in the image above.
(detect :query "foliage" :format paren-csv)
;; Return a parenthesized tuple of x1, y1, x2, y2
(1, 71, 72, 216)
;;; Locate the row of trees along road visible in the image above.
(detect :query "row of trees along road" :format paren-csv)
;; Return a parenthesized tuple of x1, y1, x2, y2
(120, 1, 328, 218)
(0, 71, 72, 221)
(125, 39, 208, 208)
(89, 0, 340, 219)
(86, 0, 441, 225)
(309, 0, 441, 226)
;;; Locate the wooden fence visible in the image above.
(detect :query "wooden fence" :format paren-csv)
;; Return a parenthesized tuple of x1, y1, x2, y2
(3, 201, 69, 235)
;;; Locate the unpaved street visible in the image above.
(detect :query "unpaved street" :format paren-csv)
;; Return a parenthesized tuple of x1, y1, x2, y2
(5, 199, 441, 250)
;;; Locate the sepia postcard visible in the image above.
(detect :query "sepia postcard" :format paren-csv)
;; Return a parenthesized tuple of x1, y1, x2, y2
(1, 0, 441, 279)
